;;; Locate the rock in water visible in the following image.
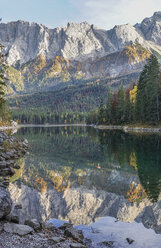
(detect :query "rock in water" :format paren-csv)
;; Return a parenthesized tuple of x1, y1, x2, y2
(126, 238, 134, 244)
(4, 223, 34, 236)
(0, 187, 12, 219)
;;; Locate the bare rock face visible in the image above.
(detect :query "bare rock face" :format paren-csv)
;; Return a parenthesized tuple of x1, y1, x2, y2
(135, 11, 161, 45)
(0, 20, 106, 65)
(0, 187, 12, 219)
(0, 12, 161, 67)
(0, 12, 161, 92)
(106, 24, 145, 50)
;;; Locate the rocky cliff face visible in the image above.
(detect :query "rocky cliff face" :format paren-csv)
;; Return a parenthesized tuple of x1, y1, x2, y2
(135, 11, 161, 46)
(0, 12, 161, 92)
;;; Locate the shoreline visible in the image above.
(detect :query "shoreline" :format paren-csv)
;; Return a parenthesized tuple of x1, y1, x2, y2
(92, 124, 161, 134)
(14, 123, 161, 134)
(17, 123, 87, 128)
(1, 122, 160, 134)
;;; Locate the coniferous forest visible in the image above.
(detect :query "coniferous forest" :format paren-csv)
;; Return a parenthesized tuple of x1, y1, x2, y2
(87, 55, 161, 126)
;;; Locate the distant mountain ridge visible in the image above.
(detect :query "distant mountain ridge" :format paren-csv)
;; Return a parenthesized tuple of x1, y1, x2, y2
(1, 11, 161, 94)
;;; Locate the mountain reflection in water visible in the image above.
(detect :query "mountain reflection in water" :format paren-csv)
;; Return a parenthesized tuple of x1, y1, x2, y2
(9, 126, 161, 232)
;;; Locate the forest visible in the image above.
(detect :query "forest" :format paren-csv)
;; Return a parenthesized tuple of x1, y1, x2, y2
(87, 55, 161, 126)
(7, 72, 138, 124)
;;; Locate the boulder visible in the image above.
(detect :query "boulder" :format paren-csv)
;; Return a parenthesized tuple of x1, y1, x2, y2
(70, 243, 86, 248)
(5, 213, 19, 223)
(64, 227, 83, 243)
(43, 222, 55, 231)
(59, 223, 73, 230)
(4, 223, 34, 236)
(0, 187, 12, 219)
(24, 219, 41, 231)
(0, 161, 7, 168)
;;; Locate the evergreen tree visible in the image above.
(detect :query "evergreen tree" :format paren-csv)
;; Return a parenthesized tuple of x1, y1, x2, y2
(106, 88, 112, 124)
(136, 55, 160, 124)
(125, 88, 132, 123)
(116, 85, 126, 124)
(135, 65, 148, 122)
(98, 97, 105, 124)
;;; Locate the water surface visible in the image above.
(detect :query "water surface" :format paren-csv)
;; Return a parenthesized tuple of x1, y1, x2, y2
(9, 126, 161, 240)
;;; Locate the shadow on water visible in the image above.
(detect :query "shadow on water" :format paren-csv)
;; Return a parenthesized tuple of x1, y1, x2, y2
(95, 129, 161, 202)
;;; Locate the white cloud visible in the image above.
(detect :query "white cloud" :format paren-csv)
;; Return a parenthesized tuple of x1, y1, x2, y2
(70, 0, 161, 29)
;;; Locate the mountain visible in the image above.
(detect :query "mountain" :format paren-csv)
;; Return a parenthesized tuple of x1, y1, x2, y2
(135, 11, 161, 46)
(1, 12, 161, 94)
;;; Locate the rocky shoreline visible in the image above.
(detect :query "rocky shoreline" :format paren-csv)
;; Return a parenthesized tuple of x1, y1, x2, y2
(0, 130, 88, 248)
(0, 220, 89, 248)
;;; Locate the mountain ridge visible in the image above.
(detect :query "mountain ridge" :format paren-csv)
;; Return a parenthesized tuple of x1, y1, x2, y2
(1, 11, 161, 94)
(1, 11, 161, 65)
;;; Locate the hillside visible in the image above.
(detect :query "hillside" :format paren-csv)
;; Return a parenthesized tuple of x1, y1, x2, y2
(8, 72, 138, 124)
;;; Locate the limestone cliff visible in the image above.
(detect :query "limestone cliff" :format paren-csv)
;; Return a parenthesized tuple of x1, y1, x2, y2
(1, 12, 161, 93)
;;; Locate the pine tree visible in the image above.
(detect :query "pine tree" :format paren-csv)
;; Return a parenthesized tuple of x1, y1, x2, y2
(116, 85, 126, 124)
(136, 55, 160, 124)
(106, 88, 112, 124)
(135, 65, 148, 122)
(98, 97, 105, 124)
(125, 88, 132, 123)
(146, 55, 160, 123)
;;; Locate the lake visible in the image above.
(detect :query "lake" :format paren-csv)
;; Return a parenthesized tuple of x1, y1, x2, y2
(9, 126, 161, 247)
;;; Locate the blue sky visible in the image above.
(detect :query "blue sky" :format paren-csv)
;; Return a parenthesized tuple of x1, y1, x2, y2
(1, 0, 161, 29)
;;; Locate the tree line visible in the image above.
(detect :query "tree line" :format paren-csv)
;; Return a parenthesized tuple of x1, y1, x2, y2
(13, 108, 87, 124)
(87, 55, 161, 126)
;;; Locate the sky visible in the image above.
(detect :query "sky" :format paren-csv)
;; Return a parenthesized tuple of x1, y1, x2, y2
(0, 0, 161, 30)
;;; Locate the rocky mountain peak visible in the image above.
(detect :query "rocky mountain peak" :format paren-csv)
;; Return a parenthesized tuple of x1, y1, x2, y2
(0, 12, 161, 68)
(153, 11, 161, 20)
(64, 21, 92, 37)
(107, 23, 145, 50)
(135, 11, 161, 45)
